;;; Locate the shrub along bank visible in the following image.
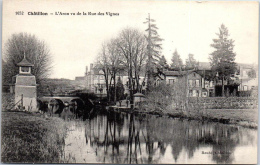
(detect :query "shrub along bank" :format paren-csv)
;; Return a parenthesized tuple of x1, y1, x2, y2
(139, 83, 258, 128)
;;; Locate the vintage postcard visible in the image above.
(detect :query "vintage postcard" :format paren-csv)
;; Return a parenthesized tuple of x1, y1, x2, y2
(1, 0, 258, 164)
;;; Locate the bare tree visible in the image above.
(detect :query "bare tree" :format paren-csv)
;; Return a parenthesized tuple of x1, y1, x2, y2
(107, 39, 123, 102)
(96, 38, 123, 102)
(96, 43, 112, 101)
(116, 28, 147, 105)
(3, 32, 52, 92)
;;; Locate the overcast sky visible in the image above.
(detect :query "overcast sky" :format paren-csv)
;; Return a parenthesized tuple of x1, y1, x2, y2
(2, 0, 259, 80)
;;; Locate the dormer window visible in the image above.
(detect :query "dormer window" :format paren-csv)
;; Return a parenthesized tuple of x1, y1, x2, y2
(20, 66, 31, 74)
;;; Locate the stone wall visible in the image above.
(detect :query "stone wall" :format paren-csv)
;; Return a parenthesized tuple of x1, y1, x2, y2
(188, 97, 258, 109)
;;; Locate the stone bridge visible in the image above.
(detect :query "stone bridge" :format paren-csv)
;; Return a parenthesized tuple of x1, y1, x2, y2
(37, 96, 88, 114)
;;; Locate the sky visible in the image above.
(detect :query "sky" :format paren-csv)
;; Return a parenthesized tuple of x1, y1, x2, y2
(2, 0, 259, 80)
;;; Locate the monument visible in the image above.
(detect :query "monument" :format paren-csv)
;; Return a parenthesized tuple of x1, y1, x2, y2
(14, 55, 37, 111)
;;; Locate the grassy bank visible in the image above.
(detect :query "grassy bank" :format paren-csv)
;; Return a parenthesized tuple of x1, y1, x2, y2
(1, 111, 67, 163)
(134, 107, 258, 129)
(166, 108, 258, 128)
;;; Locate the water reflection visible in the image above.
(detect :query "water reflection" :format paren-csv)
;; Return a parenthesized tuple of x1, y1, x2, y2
(64, 110, 257, 164)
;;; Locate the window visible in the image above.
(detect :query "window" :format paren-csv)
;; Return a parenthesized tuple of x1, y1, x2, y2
(189, 80, 193, 87)
(243, 85, 248, 91)
(192, 90, 197, 97)
(168, 79, 175, 85)
(21, 66, 30, 73)
(209, 81, 213, 87)
(195, 80, 200, 87)
(189, 90, 192, 97)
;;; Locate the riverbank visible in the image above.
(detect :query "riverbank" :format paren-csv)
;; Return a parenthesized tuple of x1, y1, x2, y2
(134, 108, 258, 129)
(108, 105, 258, 129)
(1, 111, 67, 163)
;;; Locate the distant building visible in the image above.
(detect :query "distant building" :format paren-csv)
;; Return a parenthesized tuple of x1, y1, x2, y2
(84, 63, 147, 97)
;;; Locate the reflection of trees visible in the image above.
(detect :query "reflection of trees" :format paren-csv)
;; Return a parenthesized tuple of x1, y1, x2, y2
(83, 111, 255, 164)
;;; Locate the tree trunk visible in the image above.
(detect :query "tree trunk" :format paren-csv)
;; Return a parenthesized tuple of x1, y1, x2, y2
(147, 14, 152, 93)
(222, 76, 225, 97)
(113, 73, 116, 103)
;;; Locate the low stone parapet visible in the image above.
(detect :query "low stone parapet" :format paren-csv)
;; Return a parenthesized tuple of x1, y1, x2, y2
(188, 97, 258, 109)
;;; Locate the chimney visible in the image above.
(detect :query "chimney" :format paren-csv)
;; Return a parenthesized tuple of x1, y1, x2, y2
(85, 66, 88, 76)
(90, 63, 93, 70)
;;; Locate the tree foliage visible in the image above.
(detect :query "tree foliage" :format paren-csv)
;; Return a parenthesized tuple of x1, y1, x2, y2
(170, 49, 183, 70)
(185, 54, 198, 69)
(3, 33, 52, 86)
(209, 24, 236, 96)
(158, 55, 169, 71)
(247, 68, 256, 78)
(116, 77, 125, 101)
(144, 14, 163, 90)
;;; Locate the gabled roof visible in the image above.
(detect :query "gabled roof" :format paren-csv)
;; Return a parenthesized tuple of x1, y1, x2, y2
(17, 57, 34, 67)
(164, 71, 181, 76)
(164, 69, 196, 76)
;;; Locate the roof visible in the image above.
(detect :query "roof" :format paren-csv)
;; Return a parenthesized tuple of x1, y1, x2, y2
(164, 70, 195, 76)
(133, 93, 145, 97)
(75, 76, 85, 81)
(164, 71, 181, 76)
(17, 57, 34, 67)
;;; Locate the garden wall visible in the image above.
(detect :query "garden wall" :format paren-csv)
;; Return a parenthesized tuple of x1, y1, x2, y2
(189, 97, 258, 109)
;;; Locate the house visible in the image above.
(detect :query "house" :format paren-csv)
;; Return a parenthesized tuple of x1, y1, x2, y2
(183, 71, 203, 97)
(157, 70, 205, 97)
(236, 64, 258, 92)
(85, 64, 108, 97)
(85, 63, 147, 97)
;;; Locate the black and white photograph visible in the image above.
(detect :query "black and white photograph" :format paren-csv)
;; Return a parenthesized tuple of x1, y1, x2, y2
(1, 0, 259, 164)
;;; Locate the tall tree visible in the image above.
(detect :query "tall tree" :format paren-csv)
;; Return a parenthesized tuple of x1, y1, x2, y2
(185, 54, 198, 69)
(144, 14, 163, 91)
(96, 43, 111, 101)
(3, 32, 52, 93)
(209, 24, 236, 97)
(96, 38, 122, 102)
(170, 49, 183, 70)
(116, 28, 147, 107)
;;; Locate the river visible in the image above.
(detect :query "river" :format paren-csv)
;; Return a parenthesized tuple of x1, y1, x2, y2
(61, 109, 257, 164)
